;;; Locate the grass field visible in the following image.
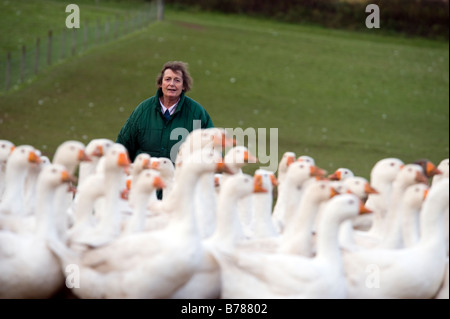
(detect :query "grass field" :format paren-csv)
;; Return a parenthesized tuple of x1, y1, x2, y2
(0, 4, 448, 180)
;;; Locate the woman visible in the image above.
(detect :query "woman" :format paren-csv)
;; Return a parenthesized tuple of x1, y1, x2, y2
(116, 61, 214, 163)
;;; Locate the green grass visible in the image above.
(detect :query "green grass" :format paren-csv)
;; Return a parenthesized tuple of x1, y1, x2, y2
(0, 8, 448, 180)
(0, 0, 151, 55)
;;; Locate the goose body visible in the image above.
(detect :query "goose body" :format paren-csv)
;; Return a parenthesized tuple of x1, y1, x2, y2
(0, 164, 74, 298)
(216, 194, 369, 299)
(343, 178, 449, 299)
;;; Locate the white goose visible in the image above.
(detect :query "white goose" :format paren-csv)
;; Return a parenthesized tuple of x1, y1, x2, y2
(0, 139, 15, 200)
(148, 156, 175, 210)
(376, 163, 428, 249)
(123, 169, 165, 235)
(0, 164, 74, 298)
(272, 161, 326, 234)
(0, 145, 41, 218)
(278, 179, 339, 257)
(343, 178, 449, 299)
(52, 140, 91, 240)
(401, 183, 429, 248)
(69, 144, 131, 248)
(337, 176, 378, 250)
(172, 173, 266, 299)
(432, 158, 449, 256)
(77, 138, 114, 187)
(57, 149, 232, 299)
(250, 169, 278, 239)
(275, 151, 296, 197)
(216, 193, 371, 299)
(364, 157, 404, 238)
(224, 146, 258, 237)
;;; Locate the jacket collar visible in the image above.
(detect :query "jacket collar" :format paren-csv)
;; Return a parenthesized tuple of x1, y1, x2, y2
(156, 88, 185, 115)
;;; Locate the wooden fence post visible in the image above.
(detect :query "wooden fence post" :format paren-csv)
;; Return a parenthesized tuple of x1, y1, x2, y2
(5, 52, 11, 91)
(61, 28, 66, 60)
(21, 45, 26, 83)
(157, 0, 164, 21)
(34, 37, 40, 75)
(47, 30, 52, 66)
(72, 28, 76, 56)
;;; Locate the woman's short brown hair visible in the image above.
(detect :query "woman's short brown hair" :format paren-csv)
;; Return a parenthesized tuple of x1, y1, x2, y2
(156, 61, 193, 92)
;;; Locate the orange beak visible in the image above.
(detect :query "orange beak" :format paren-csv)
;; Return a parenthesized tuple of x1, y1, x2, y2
(78, 149, 92, 162)
(142, 158, 151, 169)
(28, 151, 42, 164)
(153, 176, 166, 189)
(216, 160, 234, 175)
(118, 152, 131, 167)
(92, 145, 104, 157)
(425, 161, 442, 178)
(310, 165, 326, 178)
(244, 150, 258, 164)
(330, 187, 340, 198)
(359, 200, 373, 215)
(423, 189, 428, 201)
(287, 156, 295, 167)
(61, 170, 77, 184)
(270, 174, 278, 187)
(151, 160, 160, 169)
(328, 171, 341, 181)
(254, 175, 268, 193)
(364, 183, 379, 195)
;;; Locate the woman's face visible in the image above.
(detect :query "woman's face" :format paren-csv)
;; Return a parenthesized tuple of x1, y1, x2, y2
(160, 68, 184, 100)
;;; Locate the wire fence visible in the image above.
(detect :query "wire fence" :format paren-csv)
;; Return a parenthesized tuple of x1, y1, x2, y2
(1, 2, 159, 94)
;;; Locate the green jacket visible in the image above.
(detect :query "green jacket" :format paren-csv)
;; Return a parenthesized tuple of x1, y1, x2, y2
(116, 88, 214, 162)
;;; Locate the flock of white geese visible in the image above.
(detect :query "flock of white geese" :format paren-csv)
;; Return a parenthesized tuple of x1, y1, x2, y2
(0, 127, 448, 299)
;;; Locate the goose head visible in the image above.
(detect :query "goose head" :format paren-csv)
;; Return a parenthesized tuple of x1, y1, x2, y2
(323, 193, 372, 224)
(401, 183, 429, 211)
(132, 169, 165, 195)
(370, 157, 405, 186)
(278, 152, 296, 175)
(343, 176, 379, 201)
(285, 161, 326, 188)
(254, 168, 278, 194)
(131, 153, 152, 178)
(220, 173, 267, 201)
(85, 138, 114, 158)
(302, 179, 340, 204)
(38, 163, 77, 189)
(181, 148, 233, 176)
(151, 157, 175, 179)
(7, 145, 42, 169)
(224, 146, 258, 173)
(413, 159, 443, 179)
(103, 144, 131, 173)
(395, 163, 429, 187)
(0, 140, 15, 165)
(328, 168, 354, 181)
(297, 155, 316, 166)
(53, 140, 90, 174)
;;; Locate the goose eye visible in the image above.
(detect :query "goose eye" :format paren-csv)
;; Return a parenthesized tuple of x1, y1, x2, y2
(348, 199, 354, 205)
(390, 162, 395, 167)
(355, 181, 360, 185)
(1, 145, 5, 148)
(21, 149, 25, 153)
(299, 164, 304, 169)
(51, 168, 57, 173)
